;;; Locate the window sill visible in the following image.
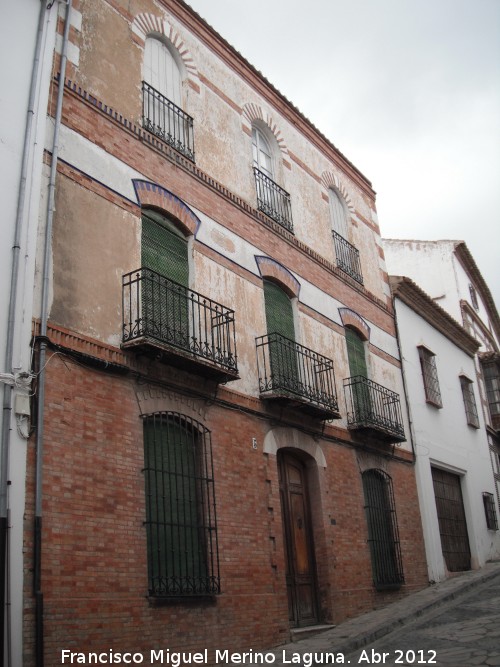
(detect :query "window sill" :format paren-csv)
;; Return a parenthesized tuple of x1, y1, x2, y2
(425, 399, 443, 409)
(148, 594, 218, 607)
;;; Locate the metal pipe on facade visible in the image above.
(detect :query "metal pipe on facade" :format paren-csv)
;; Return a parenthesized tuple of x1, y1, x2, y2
(0, 2, 51, 664)
(34, 1, 72, 664)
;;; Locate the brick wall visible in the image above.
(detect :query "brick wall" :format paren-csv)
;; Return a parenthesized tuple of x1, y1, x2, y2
(24, 347, 427, 665)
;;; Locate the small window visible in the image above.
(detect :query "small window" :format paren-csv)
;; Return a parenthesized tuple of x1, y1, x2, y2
(143, 412, 220, 598)
(362, 469, 405, 590)
(483, 492, 498, 530)
(460, 376, 480, 428)
(469, 284, 479, 310)
(483, 361, 500, 417)
(418, 346, 442, 407)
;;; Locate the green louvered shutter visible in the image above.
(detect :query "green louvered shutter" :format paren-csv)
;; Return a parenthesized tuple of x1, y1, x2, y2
(263, 280, 298, 392)
(141, 211, 189, 347)
(143, 415, 208, 596)
(345, 328, 370, 420)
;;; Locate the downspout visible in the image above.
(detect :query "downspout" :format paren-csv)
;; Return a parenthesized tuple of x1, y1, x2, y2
(34, 1, 72, 664)
(0, 2, 50, 665)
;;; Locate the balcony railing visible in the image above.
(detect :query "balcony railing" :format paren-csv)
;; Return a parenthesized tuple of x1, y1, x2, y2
(142, 81, 195, 161)
(343, 375, 405, 443)
(256, 333, 340, 419)
(122, 268, 238, 381)
(332, 231, 363, 284)
(253, 167, 293, 233)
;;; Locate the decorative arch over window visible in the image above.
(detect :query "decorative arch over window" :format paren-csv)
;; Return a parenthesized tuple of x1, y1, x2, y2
(362, 469, 404, 590)
(132, 13, 198, 81)
(321, 171, 355, 213)
(339, 308, 370, 341)
(255, 256, 300, 299)
(133, 180, 200, 237)
(242, 103, 288, 156)
(142, 411, 220, 597)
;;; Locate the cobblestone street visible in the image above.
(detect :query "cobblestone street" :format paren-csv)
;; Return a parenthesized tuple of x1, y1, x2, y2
(348, 569, 500, 666)
(268, 563, 500, 667)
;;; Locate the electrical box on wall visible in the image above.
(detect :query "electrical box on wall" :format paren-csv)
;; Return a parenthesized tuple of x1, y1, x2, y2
(15, 393, 30, 417)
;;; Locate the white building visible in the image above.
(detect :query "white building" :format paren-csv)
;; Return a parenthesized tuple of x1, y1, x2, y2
(385, 238, 500, 581)
(0, 1, 59, 663)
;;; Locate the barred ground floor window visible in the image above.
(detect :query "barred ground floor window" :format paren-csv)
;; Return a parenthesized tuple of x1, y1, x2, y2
(362, 469, 405, 590)
(142, 412, 220, 598)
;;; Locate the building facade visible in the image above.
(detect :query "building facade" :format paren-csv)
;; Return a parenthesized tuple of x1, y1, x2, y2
(391, 276, 500, 583)
(384, 240, 500, 527)
(24, 0, 428, 663)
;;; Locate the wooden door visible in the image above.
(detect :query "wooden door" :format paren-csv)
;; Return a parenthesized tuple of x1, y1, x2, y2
(431, 467, 471, 572)
(278, 452, 319, 627)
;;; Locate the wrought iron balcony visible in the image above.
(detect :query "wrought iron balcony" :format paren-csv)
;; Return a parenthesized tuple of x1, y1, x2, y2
(256, 333, 341, 420)
(142, 81, 195, 161)
(122, 268, 238, 382)
(343, 375, 405, 443)
(332, 231, 363, 284)
(253, 167, 293, 233)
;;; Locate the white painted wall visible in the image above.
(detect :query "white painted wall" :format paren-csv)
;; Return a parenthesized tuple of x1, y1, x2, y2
(394, 298, 500, 581)
(383, 240, 464, 323)
(0, 1, 58, 662)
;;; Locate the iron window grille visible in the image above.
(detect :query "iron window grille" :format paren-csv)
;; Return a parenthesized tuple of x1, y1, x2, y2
(418, 346, 442, 407)
(142, 412, 220, 597)
(362, 469, 405, 590)
(483, 361, 500, 417)
(483, 492, 498, 531)
(122, 268, 238, 375)
(253, 167, 293, 232)
(142, 81, 195, 161)
(332, 230, 363, 284)
(469, 284, 479, 310)
(343, 375, 405, 441)
(459, 376, 480, 428)
(255, 332, 340, 416)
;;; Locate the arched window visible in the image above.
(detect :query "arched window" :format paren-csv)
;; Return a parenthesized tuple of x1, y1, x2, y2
(144, 36, 181, 107)
(329, 188, 363, 284)
(251, 124, 293, 232)
(345, 327, 371, 423)
(329, 188, 348, 239)
(252, 126, 274, 178)
(141, 210, 189, 347)
(262, 279, 298, 392)
(345, 327, 367, 378)
(362, 469, 404, 590)
(142, 37, 195, 160)
(143, 412, 220, 597)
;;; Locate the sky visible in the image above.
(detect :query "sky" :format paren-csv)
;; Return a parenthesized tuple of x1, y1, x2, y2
(185, 0, 500, 310)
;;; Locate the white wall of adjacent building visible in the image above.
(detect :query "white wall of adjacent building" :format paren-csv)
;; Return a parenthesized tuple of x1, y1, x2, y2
(0, 1, 58, 663)
(394, 297, 500, 582)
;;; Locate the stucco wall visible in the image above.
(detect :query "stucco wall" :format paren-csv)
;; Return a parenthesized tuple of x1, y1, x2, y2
(394, 297, 500, 581)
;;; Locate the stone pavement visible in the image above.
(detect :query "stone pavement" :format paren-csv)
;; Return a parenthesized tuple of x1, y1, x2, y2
(268, 561, 500, 666)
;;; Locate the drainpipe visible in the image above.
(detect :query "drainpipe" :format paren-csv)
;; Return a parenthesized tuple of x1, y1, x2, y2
(0, 2, 52, 665)
(34, 1, 72, 664)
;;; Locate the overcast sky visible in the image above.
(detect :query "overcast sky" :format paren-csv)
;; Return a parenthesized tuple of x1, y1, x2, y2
(185, 0, 500, 310)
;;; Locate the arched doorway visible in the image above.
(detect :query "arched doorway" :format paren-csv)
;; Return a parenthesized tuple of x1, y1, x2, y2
(278, 450, 319, 627)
